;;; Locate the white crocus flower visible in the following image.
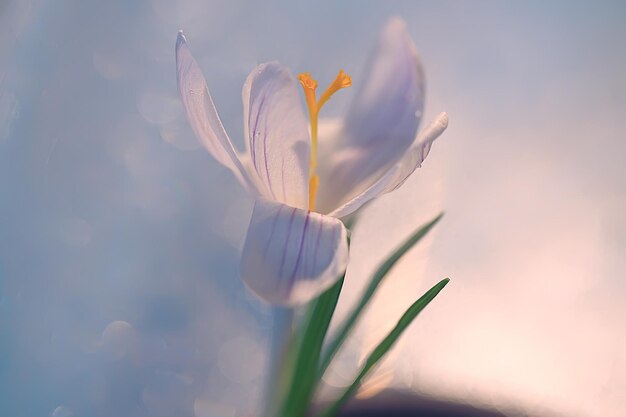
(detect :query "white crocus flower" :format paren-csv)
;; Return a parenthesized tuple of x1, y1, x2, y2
(176, 18, 448, 306)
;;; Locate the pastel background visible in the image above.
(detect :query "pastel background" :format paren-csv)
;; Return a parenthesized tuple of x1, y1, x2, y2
(1, 1, 624, 417)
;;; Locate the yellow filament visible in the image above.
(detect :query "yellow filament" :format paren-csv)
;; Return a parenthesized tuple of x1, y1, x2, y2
(298, 70, 351, 210)
(318, 70, 352, 110)
(308, 175, 319, 211)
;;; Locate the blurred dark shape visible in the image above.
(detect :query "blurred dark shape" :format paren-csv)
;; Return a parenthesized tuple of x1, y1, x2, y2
(336, 391, 532, 417)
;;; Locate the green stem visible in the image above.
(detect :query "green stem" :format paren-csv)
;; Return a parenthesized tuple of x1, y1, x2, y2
(278, 276, 344, 417)
(264, 307, 294, 417)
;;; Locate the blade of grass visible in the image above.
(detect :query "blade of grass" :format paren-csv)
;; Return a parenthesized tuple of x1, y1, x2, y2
(279, 275, 345, 417)
(319, 277, 450, 417)
(319, 213, 443, 377)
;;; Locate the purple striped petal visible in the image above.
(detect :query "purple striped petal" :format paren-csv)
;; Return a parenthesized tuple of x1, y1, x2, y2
(240, 198, 348, 305)
(176, 32, 258, 194)
(242, 62, 310, 209)
(328, 113, 448, 219)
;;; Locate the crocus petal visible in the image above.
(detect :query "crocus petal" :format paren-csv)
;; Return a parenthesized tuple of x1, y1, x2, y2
(315, 18, 425, 212)
(242, 62, 310, 210)
(176, 32, 257, 194)
(240, 198, 348, 305)
(328, 113, 448, 219)
(344, 17, 424, 149)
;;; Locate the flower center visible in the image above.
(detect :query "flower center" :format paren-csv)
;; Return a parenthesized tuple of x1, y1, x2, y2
(298, 70, 352, 210)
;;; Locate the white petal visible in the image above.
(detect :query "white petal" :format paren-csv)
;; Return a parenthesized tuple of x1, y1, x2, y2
(316, 18, 425, 212)
(240, 199, 348, 305)
(328, 113, 448, 219)
(344, 17, 424, 148)
(176, 32, 257, 194)
(242, 62, 310, 210)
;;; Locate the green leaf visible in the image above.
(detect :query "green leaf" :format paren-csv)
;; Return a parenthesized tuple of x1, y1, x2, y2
(319, 278, 450, 417)
(279, 275, 345, 417)
(319, 213, 443, 377)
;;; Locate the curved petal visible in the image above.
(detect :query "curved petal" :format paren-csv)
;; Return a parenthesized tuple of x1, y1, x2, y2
(328, 113, 448, 219)
(344, 17, 424, 149)
(176, 32, 257, 194)
(240, 198, 348, 305)
(316, 18, 426, 212)
(242, 62, 310, 209)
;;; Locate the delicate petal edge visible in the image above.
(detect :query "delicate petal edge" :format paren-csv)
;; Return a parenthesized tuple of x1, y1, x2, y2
(176, 31, 258, 194)
(327, 112, 448, 219)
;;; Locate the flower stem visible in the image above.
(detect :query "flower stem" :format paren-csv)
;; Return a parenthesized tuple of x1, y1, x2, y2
(278, 276, 345, 417)
(264, 307, 294, 417)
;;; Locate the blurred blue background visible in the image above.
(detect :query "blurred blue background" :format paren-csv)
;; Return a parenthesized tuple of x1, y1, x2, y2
(1, 1, 625, 416)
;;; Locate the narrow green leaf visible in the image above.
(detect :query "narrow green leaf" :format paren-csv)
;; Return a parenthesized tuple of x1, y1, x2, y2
(319, 213, 443, 377)
(319, 278, 450, 417)
(279, 275, 345, 417)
